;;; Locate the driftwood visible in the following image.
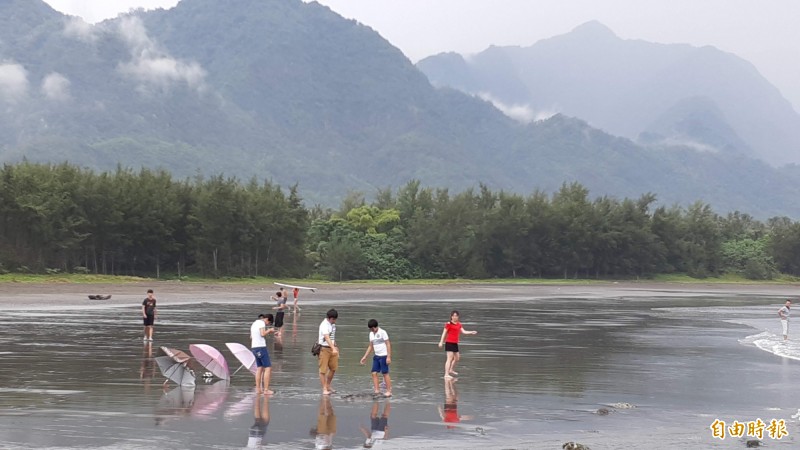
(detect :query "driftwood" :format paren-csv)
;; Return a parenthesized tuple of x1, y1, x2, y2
(87, 295, 112, 300)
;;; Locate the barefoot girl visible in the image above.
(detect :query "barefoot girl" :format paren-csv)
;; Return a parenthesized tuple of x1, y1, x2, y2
(437, 310, 477, 379)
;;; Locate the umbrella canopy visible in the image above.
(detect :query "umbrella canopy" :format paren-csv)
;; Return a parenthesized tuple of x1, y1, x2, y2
(155, 355, 196, 386)
(161, 346, 192, 364)
(189, 344, 230, 380)
(225, 342, 256, 375)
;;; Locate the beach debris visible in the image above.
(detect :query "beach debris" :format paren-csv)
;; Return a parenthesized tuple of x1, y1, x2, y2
(87, 294, 112, 300)
(609, 402, 636, 409)
(746, 439, 762, 447)
(341, 392, 381, 401)
(595, 408, 611, 415)
(563, 442, 590, 450)
(475, 426, 485, 435)
(791, 408, 800, 420)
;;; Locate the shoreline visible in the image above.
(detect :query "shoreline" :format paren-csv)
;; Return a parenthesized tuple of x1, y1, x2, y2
(0, 280, 796, 311)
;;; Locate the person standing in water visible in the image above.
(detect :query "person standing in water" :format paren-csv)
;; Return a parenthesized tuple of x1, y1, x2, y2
(779, 299, 792, 341)
(318, 309, 339, 395)
(271, 290, 287, 337)
(251, 313, 276, 395)
(292, 287, 301, 311)
(359, 319, 393, 397)
(141, 289, 157, 341)
(437, 310, 477, 379)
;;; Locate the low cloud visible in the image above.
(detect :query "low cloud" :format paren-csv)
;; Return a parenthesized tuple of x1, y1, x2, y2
(0, 63, 29, 103)
(116, 17, 206, 93)
(476, 92, 557, 123)
(63, 16, 99, 42)
(42, 73, 71, 101)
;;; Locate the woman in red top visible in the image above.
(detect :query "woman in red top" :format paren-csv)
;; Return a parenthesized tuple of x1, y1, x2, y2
(437, 310, 477, 379)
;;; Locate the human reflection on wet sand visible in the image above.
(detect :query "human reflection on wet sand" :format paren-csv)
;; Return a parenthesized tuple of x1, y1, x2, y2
(140, 341, 155, 394)
(291, 310, 299, 344)
(311, 395, 336, 450)
(438, 378, 473, 429)
(247, 394, 270, 448)
(360, 400, 390, 448)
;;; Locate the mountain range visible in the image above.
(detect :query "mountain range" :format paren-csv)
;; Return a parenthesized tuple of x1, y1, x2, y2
(418, 21, 800, 167)
(1, 0, 800, 217)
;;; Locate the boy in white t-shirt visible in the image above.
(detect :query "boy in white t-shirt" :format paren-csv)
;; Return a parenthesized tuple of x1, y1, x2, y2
(359, 319, 393, 397)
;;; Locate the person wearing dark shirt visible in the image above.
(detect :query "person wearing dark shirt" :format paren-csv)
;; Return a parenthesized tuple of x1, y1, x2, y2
(141, 289, 157, 341)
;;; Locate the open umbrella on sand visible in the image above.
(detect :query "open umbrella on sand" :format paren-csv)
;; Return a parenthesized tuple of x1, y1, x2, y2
(190, 344, 230, 380)
(226, 342, 256, 376)
(156, 347, 195, 386)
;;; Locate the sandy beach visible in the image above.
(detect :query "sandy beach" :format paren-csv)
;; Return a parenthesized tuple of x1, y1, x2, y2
(2, 281, 799, 449)
(1, 280, 797, 310)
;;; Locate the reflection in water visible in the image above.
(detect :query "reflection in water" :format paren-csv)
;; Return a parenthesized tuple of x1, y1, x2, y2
(247, 395, 270, 448)
(312, 396, 336, 450)
(140, 341, 155, 394)
(2, 293, 796, 449)
(361, 400, 390, 448)
(438, 378, 473, 429)
(192, 381, 229, 419)
(156, 386, 195, 426)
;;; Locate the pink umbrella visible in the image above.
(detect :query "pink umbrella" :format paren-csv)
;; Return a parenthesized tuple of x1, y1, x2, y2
(225, 342, 256, 375)
(189, 344, 230, 380)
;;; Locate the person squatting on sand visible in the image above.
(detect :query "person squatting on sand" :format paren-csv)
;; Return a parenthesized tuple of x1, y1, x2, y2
(438, 310, 477, 379)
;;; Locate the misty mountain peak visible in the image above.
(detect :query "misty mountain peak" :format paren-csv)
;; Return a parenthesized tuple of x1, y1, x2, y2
(568, 20, 618, 40)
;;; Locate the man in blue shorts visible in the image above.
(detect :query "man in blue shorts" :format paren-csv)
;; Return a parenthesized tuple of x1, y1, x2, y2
(250, 313, 276, 395)
(359, 319, 393, 397)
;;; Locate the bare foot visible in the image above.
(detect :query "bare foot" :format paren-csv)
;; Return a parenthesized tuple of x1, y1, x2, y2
(322, 390, 333, 395)
(263, 390, 274, 395)
(383, 392, 392, 397)
(444, 374, 454, 379)
(449, 371, 459, 375)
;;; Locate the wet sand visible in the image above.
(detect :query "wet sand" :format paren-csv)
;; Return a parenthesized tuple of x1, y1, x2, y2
(1, 280, 797, 310)
(1, 281, 800, 449)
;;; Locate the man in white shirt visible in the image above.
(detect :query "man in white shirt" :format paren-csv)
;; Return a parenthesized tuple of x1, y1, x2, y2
(779, 300, 791, 341)
(318, 309, 339, 395)
(251, 313, 276, 394)
(359, 319, 392, 397)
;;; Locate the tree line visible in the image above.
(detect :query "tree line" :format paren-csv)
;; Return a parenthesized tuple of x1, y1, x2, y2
(2, 162, 800, 281)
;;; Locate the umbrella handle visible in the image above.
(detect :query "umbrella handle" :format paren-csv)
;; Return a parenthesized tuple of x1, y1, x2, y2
(231, 364, 245, 376)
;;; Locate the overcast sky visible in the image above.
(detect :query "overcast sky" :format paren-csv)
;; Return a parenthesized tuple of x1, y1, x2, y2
(43, 0, 800, 111)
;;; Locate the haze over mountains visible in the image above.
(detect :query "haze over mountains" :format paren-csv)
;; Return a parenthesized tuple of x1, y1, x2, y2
(418, 21, 800, 166)
(1, 0, 800, 217)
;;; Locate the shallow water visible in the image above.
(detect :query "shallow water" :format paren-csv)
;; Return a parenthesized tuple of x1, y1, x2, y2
(1, 288, 799, 449)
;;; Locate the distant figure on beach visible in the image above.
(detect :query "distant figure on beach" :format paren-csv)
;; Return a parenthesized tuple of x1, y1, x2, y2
(438, 378, 472, 429)
(247, 394, 270, 448)
(271, 291, 287, 336)
(141, 289, 157, 341)
(361, 400, 390, 447)
(359, 319, 393, 397)
(312, 395, 336, 450)
(251, 313, 276, 395)
(779, 299, 791, 341)
(318, 309, 339, 395)
(438, 310, 477, 379)
(293, 287, 301, 311)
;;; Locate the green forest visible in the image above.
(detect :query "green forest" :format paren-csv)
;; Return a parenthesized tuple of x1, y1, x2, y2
(2, 162, 800, 281)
